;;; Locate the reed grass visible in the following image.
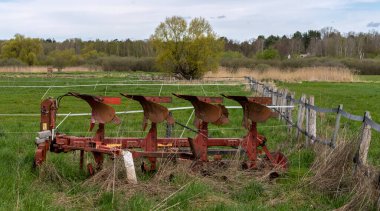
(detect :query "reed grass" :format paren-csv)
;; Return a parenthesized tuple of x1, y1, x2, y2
(205, 67, 355, 82)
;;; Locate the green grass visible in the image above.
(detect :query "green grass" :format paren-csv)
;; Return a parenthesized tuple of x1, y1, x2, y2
(357, 75, 380, 82)
(0, 71, 378, 210)
(278, 80, 380, 165)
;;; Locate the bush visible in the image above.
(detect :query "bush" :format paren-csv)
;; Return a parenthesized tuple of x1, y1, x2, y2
(0, 58, 26, 66)
(341, 59, 380, 75)
(220, 57, 361, 73)
(256, 48, 280, 60)
(100, 56, 157, 72)
(222, 50, 244, 59)
(220, 57, 257, 71)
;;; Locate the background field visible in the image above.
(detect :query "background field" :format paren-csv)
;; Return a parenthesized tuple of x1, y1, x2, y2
(0, 71, 379, 210)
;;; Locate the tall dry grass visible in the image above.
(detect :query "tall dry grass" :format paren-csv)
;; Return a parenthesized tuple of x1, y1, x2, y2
(307, 139, 380, 210)
(204, 67, 355, 82)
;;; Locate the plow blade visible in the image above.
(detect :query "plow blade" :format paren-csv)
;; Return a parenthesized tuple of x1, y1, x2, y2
(66, 92, 120, 125)
(222, 94, 275, 128)
(173, 94, 229, 127)
(120, 94, 174, 130)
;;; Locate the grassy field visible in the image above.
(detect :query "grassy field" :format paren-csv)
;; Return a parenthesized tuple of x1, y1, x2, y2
(0, 71, 378, 210)
(278, 79, 380, 166)
(357, 75, 380, 82)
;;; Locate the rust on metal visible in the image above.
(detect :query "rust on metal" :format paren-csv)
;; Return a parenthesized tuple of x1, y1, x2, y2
(222, 94, 287, 170)
(173, 94, 229, 127)
(121, 94, 174, 130)
(246, 102, 273, 123)
(66, 92, 121, 125)
(222, 94, 274, 128)
(34, 92, 288, 175)
(121, 94, 176, 172)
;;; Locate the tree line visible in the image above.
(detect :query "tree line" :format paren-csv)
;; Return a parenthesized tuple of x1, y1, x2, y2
(222, 27, 380, 59)
(1, 24, 380, 76)
(0, 34, 155, 70)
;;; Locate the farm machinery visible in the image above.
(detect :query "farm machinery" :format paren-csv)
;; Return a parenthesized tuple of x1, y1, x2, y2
(34, 92, 288, 178)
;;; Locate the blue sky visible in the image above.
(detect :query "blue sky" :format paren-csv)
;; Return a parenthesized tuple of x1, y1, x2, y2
(0, 0, 379, 41)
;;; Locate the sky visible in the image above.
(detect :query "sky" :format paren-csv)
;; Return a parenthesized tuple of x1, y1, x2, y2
(0, 0, 380, 41)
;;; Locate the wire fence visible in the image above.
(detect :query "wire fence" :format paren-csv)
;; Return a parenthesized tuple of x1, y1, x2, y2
(245, 76, 380, 166)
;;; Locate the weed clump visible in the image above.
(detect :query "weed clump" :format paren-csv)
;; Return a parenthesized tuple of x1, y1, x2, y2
(38, 162, 69, 189)
(308, 140, 380, 210)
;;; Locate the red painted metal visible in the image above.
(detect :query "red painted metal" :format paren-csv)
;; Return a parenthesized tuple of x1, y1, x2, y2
(34, 98, 57, 166)
(34, 92, 288, 175)
(66, 92, 121, 125)
(173, 94, 230, 161)
(121, 94, 174, 131)
(121, 94, 175, 171)
(223, 95, 288, 169)
(173, 94, 228, 126)
(102, 96, 122, 105)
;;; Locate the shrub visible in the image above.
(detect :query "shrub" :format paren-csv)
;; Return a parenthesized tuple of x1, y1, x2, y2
(256, 48, 280, 60)
(222, 50, 244, 59)
(220, 57, 257, 71)
(0, 58, 26, 66)
(341, 59, 380, 75)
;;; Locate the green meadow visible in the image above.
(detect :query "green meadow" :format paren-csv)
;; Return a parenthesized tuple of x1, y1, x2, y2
(0, 71, 378, 210)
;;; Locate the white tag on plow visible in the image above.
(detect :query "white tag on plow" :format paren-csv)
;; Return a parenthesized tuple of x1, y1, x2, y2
(122, 150, 137, 184)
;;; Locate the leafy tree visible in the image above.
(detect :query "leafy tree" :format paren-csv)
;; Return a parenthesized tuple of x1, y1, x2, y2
(302, 30, 321, 51)
(256, 48, 280, 60)
(151, 16, 223, 79)
(0, 34, 42, 65)
(264, 35, 280, 49)
(292, 31, 302, 39)
(47, 49, 80, 71)
(0, 58, 26, 66)
(81, 44, 105, 61)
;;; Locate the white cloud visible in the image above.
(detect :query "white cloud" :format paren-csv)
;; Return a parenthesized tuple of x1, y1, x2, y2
(367, 22, 380, 27)
(0, 0, 379, 41)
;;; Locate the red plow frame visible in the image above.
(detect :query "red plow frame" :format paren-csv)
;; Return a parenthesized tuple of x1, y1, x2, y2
(35, 92, 288, 176)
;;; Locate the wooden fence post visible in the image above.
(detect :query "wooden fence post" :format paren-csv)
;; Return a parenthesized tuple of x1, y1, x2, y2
(253, 79, 258, 94)
(287, 92, 295, 134)
(282, 90, 288, 121)
(305, 98, 310, 146)
(272, 87, 277, 106)
(308, 96, 317, 144)
(358, 112, 372, 165)
(278, 89, 282, 120)
(276, 89, 280, 108)
(255, 81, 260, 96)
(331, 104, 343, 147)
(249, 79, 254, 92)
(258, 84, 262, 96)
(264, 85, 269, 97)
(277, 89, 282, 120)
(296, 94, 307, 142)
